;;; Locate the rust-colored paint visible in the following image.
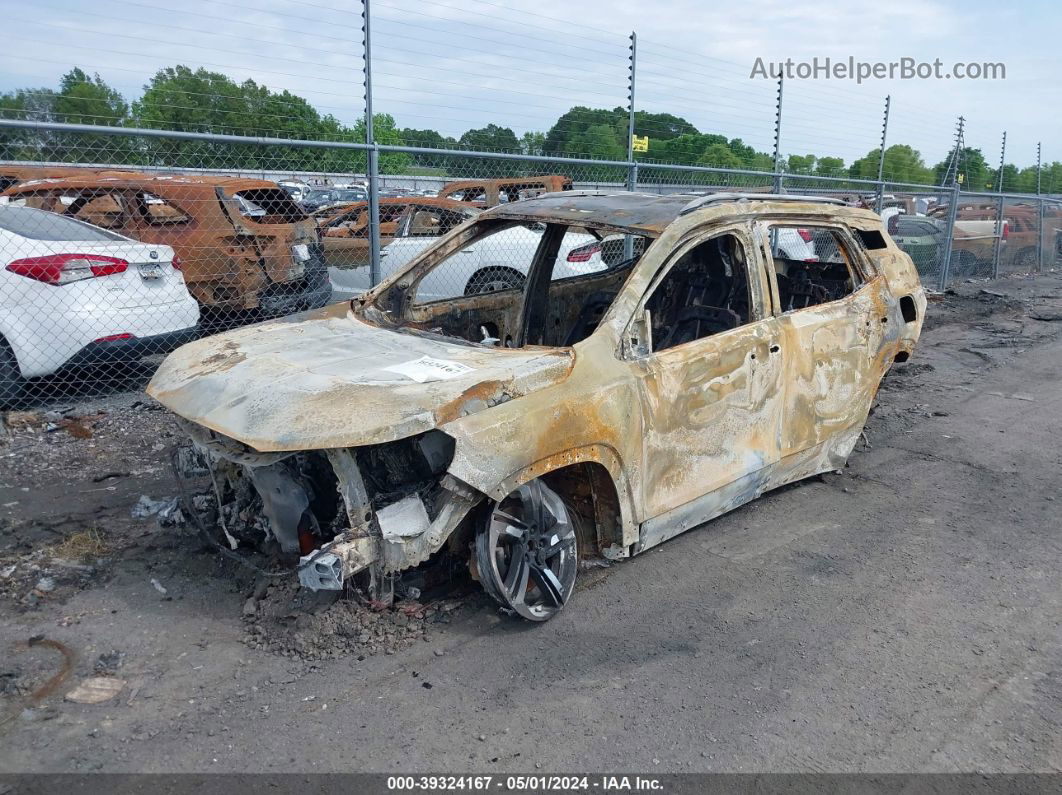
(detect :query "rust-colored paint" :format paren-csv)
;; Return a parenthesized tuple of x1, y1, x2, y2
(437, 175, 572, 207)
(148, 194, 926, 582)
(315, 197, 476, 269)
(3, 173, 320, 311)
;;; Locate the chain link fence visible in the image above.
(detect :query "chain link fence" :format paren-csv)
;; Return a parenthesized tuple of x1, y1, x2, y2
(0, 119, 1058, 409)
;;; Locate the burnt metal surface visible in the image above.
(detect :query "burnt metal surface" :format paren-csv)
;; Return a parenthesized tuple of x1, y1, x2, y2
(438, 175, 573, 207)
(149, 197, 926, 604)
(481, 190, 693, 235)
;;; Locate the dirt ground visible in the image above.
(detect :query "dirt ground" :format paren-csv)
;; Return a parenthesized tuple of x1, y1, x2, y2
(0, 271, 1060, 773)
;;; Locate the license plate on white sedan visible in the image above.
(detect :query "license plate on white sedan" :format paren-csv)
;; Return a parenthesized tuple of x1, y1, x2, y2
(138, 264, 164, 280)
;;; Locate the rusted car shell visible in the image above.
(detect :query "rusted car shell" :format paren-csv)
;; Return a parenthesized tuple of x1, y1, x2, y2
(437, 175, 572, 207)
(316, 197, 476, 269)
(0, 164, 97, 192)
(3, 174, 327, 313)
(148, 194, 925, 583)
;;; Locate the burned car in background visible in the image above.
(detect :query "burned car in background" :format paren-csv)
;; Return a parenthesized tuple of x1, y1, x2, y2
(316, 197, 476, 271)
(0, 164, 95, 193)
(148, 192, 925, 622)
(318, 196, 605, 300)
(3, 174, 331, 321)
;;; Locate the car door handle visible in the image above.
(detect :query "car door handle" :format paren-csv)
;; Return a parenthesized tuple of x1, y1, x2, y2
(461, 248, 476, 254)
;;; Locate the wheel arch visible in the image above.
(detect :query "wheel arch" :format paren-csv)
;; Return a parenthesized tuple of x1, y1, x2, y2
(481, 444, 638, 558)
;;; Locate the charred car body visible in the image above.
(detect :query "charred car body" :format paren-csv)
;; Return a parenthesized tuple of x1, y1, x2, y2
(3, 174, 331, 317)
(438, 175, 573, 207)
(148, 192, 925, 622)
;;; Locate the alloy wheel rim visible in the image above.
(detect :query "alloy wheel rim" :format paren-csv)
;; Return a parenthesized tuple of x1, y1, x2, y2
(477, 479, 577, 621)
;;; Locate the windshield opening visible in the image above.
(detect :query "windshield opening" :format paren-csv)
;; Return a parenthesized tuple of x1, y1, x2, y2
(365, 218, 650, 350)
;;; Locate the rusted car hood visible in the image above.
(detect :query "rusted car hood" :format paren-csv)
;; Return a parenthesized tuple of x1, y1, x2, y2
(146, 306, 574, 452)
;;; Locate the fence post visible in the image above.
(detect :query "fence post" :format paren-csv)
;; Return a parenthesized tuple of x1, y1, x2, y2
(623, 31, 638, 261)
(991, 131, 1006, 279)
(1036, 142, 1044, 272)
(875, 95, 890, 213)
(1038, 199, 1046, 272)
(938, 184, 961, 292)
(362, 0, 381, 287)
(772, 76, 784, 194)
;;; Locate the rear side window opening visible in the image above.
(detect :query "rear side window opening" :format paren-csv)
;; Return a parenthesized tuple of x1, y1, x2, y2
(767, 224, 863, 312)
(231, 189, 307, 223)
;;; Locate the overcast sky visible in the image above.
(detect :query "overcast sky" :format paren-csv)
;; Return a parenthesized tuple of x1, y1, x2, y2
(2, 0, 1058, 167)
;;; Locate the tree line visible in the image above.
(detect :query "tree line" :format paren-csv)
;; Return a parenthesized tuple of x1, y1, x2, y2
(1, 66, 1058, 193)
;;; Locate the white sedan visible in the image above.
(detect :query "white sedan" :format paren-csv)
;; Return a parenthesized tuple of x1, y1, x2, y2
(0, 205, 200, 403)
(329, 220, 603, 300)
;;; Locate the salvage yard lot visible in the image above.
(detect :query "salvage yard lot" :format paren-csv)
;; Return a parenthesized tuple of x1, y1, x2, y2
(1, 272, 1060, 772)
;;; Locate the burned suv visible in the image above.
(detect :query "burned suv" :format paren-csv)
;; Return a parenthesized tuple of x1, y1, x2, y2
(148, 192, 925, 622)
(4, 174, 330, 318)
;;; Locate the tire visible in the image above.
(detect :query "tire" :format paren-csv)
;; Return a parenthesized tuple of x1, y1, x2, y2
(475, 478, 579, 622)
(464, 267, 525, 296)
(0, 339, 25, 409)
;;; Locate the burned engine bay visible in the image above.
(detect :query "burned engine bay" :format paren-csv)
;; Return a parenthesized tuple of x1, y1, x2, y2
(174, 417, 482, 601)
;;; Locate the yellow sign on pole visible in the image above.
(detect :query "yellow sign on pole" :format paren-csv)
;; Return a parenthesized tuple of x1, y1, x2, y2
(631, 135, 649, 153)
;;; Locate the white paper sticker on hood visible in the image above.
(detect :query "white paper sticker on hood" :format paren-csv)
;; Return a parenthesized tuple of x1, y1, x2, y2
(382, 356, 475, 383)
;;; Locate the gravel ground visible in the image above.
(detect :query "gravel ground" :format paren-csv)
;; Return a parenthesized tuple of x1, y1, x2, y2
(0, 271, 1060, 773)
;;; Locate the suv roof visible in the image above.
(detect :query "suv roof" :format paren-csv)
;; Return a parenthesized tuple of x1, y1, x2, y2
(482, 191, 852, 235)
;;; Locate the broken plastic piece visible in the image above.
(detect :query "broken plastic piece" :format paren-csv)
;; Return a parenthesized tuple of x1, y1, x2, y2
(377, 495, 431, 540)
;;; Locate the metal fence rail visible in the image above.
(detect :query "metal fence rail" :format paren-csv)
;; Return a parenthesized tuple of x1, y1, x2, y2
(0, 117, 1059, 409)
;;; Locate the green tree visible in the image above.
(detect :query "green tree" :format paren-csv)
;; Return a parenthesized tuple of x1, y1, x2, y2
(786, 154, 817, 174)
(348, 113, 410, 175)
(851, 144, 933, 184)
(520, 131, 545, 156)
(699, 143, 743, 168)
(932, 146, 990, 190)
(452, 124, 522, 177)
(398, 127, 458, 170)
(0, 86, 57, 161)
(815, 156, 845, 177)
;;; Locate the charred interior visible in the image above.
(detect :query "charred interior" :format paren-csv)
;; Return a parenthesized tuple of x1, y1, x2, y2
(365, 218, 652, 349)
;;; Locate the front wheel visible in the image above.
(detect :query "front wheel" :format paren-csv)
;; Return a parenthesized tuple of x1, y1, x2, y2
(464, 267, 525, 296)
(475, 478, 578, 622)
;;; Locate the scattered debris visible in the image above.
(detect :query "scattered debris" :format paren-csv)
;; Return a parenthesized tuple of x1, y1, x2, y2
(240, 579, 466, 661)
(94, 650, 125, 675)
(53, 528, 106, 561)
(65, 676, 125, 704)
(4, 411, 43, 430)
(92, 471, 130, 483)
(150, 578, 168, 595)
(33, 577, 56, 593)
(58, 417, 95, 440)
(131, 495, 179, 520)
